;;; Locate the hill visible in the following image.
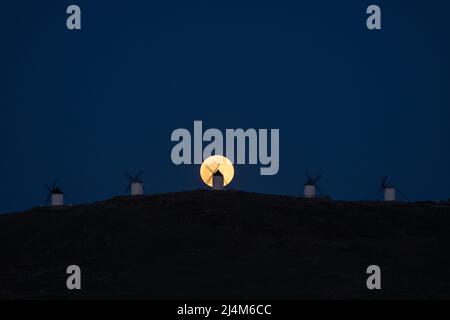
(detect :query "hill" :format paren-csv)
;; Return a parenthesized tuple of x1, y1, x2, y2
(1, 190, 450, 299)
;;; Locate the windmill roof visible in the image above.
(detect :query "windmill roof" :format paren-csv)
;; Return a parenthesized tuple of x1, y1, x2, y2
(52, 187, 64, 194)
(213, 170, 224, 177)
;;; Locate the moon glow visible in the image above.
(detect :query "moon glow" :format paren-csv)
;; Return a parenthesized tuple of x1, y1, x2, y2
(200, 155, 234, 187)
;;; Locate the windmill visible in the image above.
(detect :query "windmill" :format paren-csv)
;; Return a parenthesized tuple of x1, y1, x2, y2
(45, 181, 64, 206)
(379, 175, 408, 202)
(203, 163, 224, 190)
(304, 173, 322, 199)
(212, 170, 224, 190)
(125, 171, 144, 196)
(200, 155, 234, 190)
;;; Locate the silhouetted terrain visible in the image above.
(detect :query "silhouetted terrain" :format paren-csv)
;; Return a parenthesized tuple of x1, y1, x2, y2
(1, 190, 450, 299)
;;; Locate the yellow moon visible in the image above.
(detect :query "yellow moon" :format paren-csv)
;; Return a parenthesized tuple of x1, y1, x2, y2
(200, 155, 234, 187)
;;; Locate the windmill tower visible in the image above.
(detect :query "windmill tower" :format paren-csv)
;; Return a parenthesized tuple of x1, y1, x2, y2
(125, 171, 144, 196)
(379, 175, 408, 202)
(212, 170, 224, 190)
(45, 182, 64, 206)
(304, 173, 322, 199)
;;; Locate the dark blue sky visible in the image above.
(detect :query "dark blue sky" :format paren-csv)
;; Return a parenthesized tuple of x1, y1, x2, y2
(1, 1, 450, 213)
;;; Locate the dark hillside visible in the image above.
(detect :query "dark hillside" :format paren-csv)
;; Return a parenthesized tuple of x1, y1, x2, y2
(1, 190, 449, 299)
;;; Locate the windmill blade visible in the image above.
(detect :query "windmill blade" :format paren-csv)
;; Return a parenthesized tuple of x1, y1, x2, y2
(305, 173, 313, 185)
(46, 193, 51, 204)
(52, 180, 57, 191)
(397, 188, 409, 202)
(125, 183, 131, 193)
(316, 185, 323, 195)
(135, 170, 143, 180)
(45, 184, 52, 193)
(314, 174, 322, 183)
(65, 192, 77, 205)
(378, 175, 388, 194)
(381, 175, 388, 187)
(205, 164, 215, 174)
(378, 180, 385, 194)
(378, 186, 384, 195)
(125, 172, 133, 181)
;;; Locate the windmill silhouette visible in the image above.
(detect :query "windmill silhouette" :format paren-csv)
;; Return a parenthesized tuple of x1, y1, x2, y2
(203, 164, 224, 190)
(379, 175, 408, 202)
(45, 181, 64, 206)
(303, 173, 322, 199)
(125, 171, 144, 196)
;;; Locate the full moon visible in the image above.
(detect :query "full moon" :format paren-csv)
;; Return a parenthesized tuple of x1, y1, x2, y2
(200, 155, 234, 187)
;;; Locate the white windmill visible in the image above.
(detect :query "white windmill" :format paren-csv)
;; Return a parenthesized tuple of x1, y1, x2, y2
(125, 171, 144, 196)
(303, 173, 322, 199)
(45, 181, 64, 206)
(379, 175, 408, 202)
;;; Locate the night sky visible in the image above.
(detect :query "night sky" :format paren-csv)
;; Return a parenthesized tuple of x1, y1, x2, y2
(1, 0, 450, 213)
